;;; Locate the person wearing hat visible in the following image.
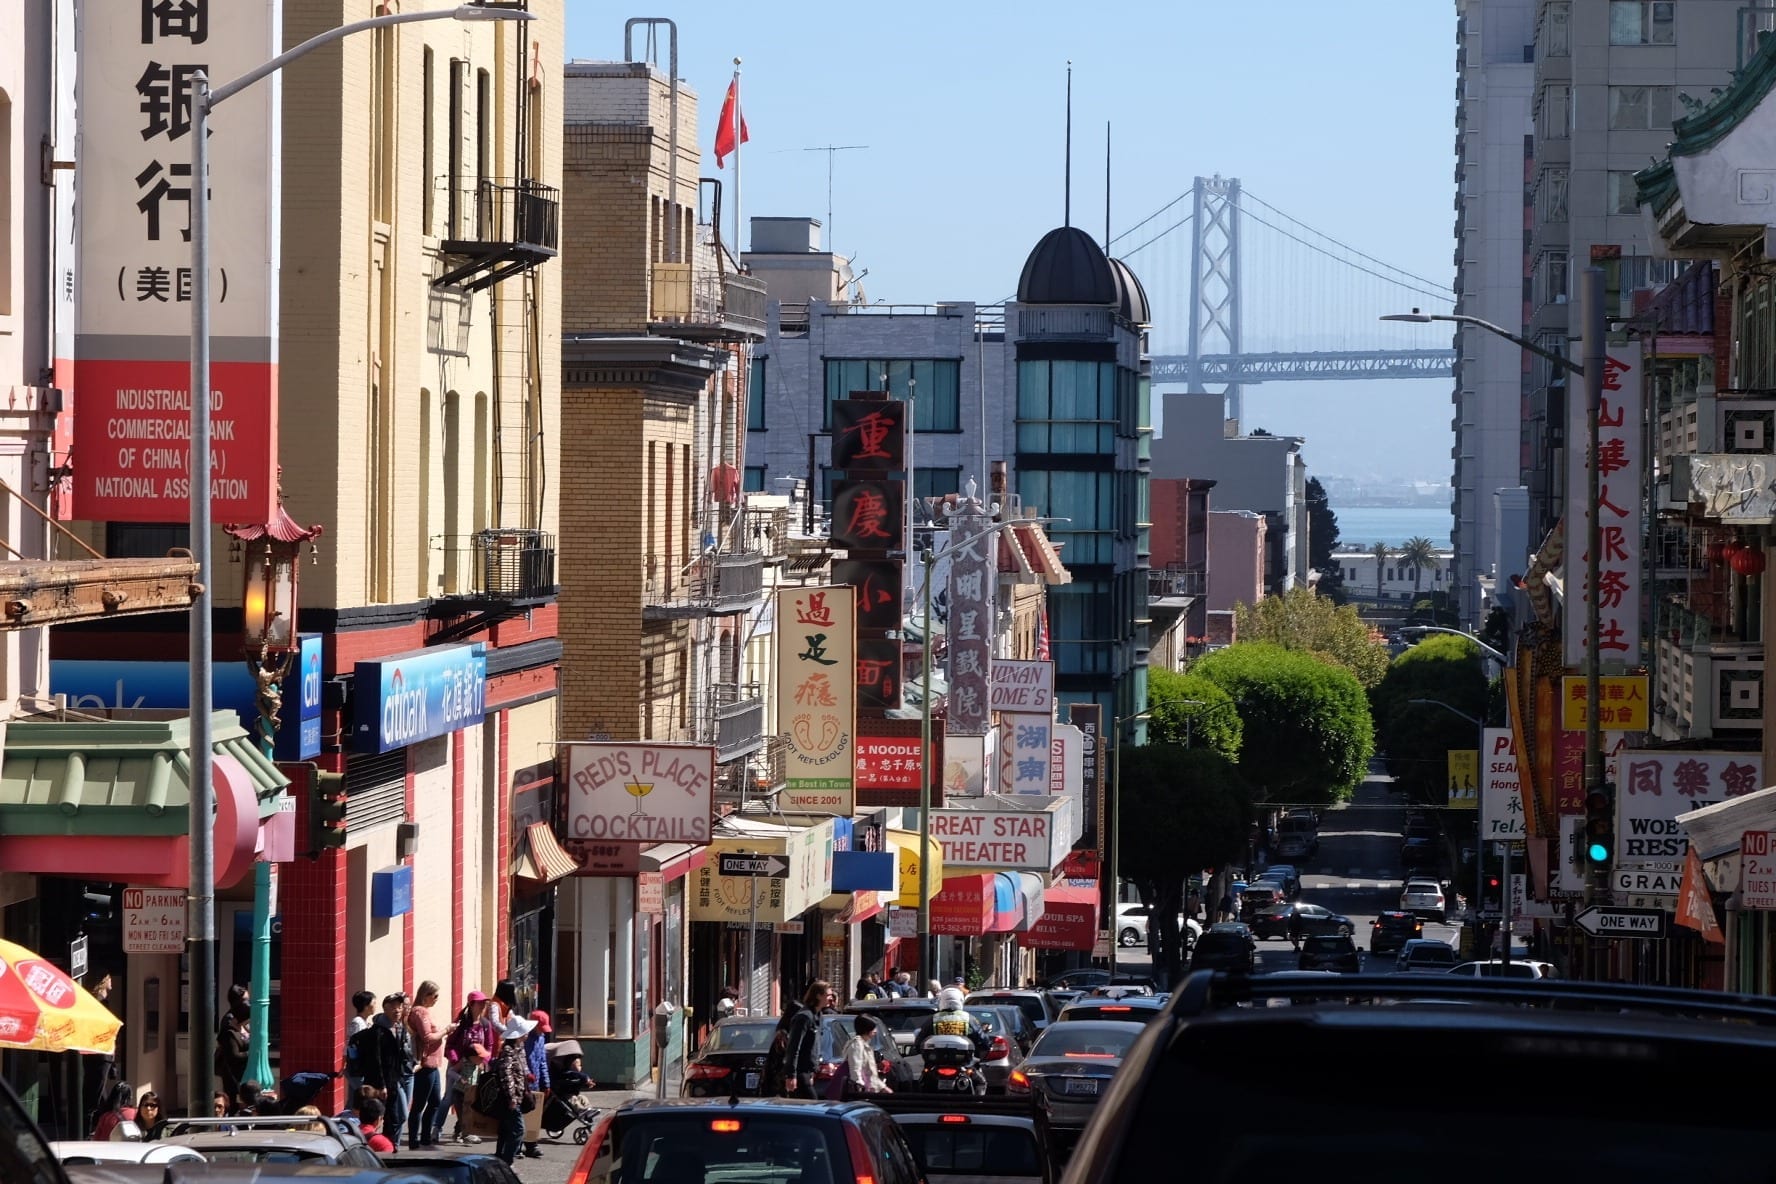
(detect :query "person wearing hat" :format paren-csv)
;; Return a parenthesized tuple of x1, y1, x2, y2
(438, 992, 496, 1146)
(520, 1011, 552, 1159)
(489, 1012, 536, 1166)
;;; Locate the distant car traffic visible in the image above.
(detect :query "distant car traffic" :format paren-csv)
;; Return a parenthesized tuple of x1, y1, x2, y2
(1394, 938, 1460, 973)
(1399, 879, 1447, 920)
(1249, 900, 1354, 941)
(1369, 910, 1425, 954)
(1189, 923, 1258, 974)
(1447, 959, 1558, 979)
(1297, 933, 1362, 973)
(1008, 1020, 1147, 1134)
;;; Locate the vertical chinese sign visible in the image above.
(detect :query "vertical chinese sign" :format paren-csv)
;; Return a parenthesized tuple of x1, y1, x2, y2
(74, 0, 281, 522)
(1068, 704, 1104, 852)
(776, 587, 857, 814)
(944, 499, 997, 737)
(832, 398, 906, 714)
(1564, 342, 1642, 668)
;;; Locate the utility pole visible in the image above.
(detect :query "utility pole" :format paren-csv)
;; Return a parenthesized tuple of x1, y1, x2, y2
(801, 144, 868, 254)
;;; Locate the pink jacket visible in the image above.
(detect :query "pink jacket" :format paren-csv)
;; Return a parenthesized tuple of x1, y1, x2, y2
(407, 1004, 445, 1071)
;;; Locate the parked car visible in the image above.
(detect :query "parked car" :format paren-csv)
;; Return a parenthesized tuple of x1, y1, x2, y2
(1254, 865, 1300, 898)
(1248, 900, 1354, 941)
(1447, 959, 1559, 980)
(683, 1016, 781, 1097)
(1369, 910, 1425, 954)
(1394, 938, 1460, 973)
(159, 1116, 384, 1168)
(1113, 903, 1201, 950)
(385, 1154, 521, 1184)
(1274, 832, 1314, 861)
(51, 1143, 204, 1167)
(965, 989, 1061, 1033)
(1297, 933, 1362, 973)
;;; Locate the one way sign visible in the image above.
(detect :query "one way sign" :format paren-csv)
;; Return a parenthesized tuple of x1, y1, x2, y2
(1572, 905, 1667, 940)
(719, 853, 790, 878)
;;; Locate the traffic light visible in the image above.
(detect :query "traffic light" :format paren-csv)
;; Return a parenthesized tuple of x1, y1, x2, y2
(1584, 783, 1614, 878)
(1483, 874, 1502, 912)
(309, 770, 348, 852)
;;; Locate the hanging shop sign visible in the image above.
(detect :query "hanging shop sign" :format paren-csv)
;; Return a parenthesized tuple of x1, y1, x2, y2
(943, 503, 996, 736)
(930, 807, 1054, 872)
(855, 636, 903, 713)
(1481, 728, 1526, 841)
(831, 399, 907, 470)
(563, 742, 715, 844)
(832, 480, 905, 552)
(776, 586, 857, 813)
(989, 661, 1055, 714)
(1068, 704, 1104, 849)
(1564, 342, 1643, 667)
(352, 643, 486, 754)
(1611, 750, 1764, 870)
(834, 559, 902, 633)
(998, 713, 1053, 795)
(689, 822, 836, 925)
(1560, 675, 1649, 731)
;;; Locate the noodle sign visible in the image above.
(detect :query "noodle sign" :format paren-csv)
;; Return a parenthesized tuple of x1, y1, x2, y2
(564, 742, 715, 844)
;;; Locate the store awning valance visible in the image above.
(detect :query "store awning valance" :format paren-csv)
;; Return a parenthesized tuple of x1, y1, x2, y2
(514, 822, 582, 886)
(888, 829, 945, 908)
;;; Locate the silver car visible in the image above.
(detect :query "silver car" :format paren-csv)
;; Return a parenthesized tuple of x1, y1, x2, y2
(1006, 1019, 1146, 1130)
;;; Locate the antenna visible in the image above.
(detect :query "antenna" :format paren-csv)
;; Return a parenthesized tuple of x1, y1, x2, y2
(1104, 121, 1111, 251)
(801, 144, 869, 252)
(1064, 62, 1073, 227)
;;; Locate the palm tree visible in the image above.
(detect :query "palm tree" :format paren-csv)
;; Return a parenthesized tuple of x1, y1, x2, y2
(1399, 536, 1438, 600)
(1371, 541, 1390, 604)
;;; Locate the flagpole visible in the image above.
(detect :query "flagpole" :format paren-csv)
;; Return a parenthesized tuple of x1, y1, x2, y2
(732, 57, 743, 254)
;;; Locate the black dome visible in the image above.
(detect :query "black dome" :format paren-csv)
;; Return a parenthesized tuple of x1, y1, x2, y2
(1016, 226, 1117, 305)
(1108, 257, 1150, 325)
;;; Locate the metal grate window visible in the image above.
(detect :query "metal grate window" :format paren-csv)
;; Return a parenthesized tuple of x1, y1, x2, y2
(344, 749, 408, 833)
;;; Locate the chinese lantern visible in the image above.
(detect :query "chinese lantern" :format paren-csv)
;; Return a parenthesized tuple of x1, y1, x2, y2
(1731, 545, 1767, 576)
(1706, 539, 1727, 565)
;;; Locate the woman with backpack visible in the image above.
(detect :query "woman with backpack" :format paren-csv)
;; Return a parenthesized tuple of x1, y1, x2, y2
(437, 991, 497, 1145)
(782, 980, 832, 1099)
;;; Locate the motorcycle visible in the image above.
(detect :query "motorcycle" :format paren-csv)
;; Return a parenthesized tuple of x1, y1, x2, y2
(919, 1034, 987, 1095)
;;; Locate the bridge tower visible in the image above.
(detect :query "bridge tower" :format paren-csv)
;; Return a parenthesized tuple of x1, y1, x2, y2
(1187, 175, 1243, 431)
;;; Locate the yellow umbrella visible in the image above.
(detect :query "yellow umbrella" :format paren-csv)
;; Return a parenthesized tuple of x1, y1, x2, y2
(0, 938, 121, 1054)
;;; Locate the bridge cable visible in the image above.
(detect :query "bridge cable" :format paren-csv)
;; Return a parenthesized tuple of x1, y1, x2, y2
(1107, 189, 1193, 248)
(1242, 188, 1455, 297)
(1238, 206, 1454, 307)
(1117, 212, 1195, 261)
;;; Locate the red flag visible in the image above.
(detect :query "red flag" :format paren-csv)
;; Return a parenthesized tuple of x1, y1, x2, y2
(1676, 846, 1724, 944)
(1035, 608, 1051, 661)
(714, 78, 749, 168)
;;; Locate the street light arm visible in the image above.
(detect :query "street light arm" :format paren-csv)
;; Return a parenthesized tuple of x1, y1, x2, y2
(1400, 625, 1508, 667)
(210, 7, 532, 107)
(1407, 698, 1483, 729)
(1381, 311, 1583, 378)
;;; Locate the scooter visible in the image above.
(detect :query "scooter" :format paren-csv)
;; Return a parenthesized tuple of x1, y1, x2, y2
(919, 1034, 987, 1095)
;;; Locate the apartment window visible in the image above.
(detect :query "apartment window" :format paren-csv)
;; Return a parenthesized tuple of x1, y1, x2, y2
(746, 356, 767, 430)
(1016, 359, 1118, 454)
(743, 466, 767, 493)
(1609, 86, 1674, 131)
(422, 49, 435, 234)
(1537, 167, 1569, 223)
(823, 358, 962, 432)
(1537, 84, 1572, 141)
(1610, 1, 1674, 44)
(1537, 250, 1569, 308)
(912, 468, 961, 502)
(1607, 171, 1641, 215)
(447, 59, 464, 235)
(1542, 1, 1571, 56)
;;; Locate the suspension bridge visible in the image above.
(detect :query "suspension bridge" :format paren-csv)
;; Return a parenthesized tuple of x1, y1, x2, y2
(1112, 175, 1458, 427)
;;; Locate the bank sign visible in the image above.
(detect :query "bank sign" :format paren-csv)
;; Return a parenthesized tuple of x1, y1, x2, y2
(353, 643, 486, 754)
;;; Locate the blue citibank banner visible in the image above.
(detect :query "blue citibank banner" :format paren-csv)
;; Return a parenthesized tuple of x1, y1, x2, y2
(353, 642, 487, 754)
(52, 632, 325, 761)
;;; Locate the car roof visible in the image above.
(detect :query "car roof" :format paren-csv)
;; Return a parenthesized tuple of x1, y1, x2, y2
(1401, 937, 1453, 949)
(967, 988, 1043, 997)
(162, 1132, 349, 1153)
(51, 1141, 206, 1164)
(614, 1097, 883, 1120)
(1060, 998, 1166, 1016)
(1376, 910, 1417, 919)
(1403, 878, 1442, 887)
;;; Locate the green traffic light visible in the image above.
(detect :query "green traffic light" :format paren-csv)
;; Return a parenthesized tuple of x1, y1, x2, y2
(1587, 841, 1610, 863)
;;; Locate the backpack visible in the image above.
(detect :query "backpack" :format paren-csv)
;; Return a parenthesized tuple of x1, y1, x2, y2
(761, 1016, 794, 1094)
(348, 1026, 382, 1082)
(474, 1068, 505, 1115)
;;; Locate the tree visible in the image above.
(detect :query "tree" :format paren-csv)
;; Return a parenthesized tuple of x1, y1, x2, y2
(1117, 744, 1252, 984)
(1191, 642, 1375, 805)
(1305, 477, 1344, 601)
(1234, 586, 1390, 689)
(1399, 536, 1438, 599)
(1147, 667, 1242, 760)
(1371, 541, 1390, 603)
(1369, 634, 1488, 805)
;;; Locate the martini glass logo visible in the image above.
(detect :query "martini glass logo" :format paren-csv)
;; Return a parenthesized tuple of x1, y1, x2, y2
(625, 774, 654, 817)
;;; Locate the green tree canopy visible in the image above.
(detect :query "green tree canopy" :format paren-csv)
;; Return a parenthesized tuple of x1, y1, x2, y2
(1191, 642, 1375, 804)
(1117, 743, 1252, 983)
(1147, 667, 1243, 760)
(1369, 634, 1488, 805)
(1305, 477, 1344, 601)
(1233, 586, 1390, 689)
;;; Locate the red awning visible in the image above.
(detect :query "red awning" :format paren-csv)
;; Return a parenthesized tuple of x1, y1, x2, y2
(1026, 882, 1099, 951)
(513, 822, 582, 887)
(931, 873, 997, 936)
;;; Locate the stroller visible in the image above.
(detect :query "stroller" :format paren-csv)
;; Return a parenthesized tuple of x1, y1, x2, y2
(541, 1039, 600, 1145)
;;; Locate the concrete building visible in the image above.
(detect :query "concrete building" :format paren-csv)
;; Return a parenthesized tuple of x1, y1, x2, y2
(1452, 0, 1535, 625)
(1150, 392, 1308, 595)
(1331, 546, 1458, 604)
(1207, 510, 1267, 614)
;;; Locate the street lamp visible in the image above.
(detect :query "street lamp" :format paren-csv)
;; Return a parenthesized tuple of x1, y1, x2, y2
(184, 3, 533, 1118)
(1408, 697, 1509, 973)
(1106, 707, 1155, 981)
(1398, 625, 1508, 669)
(1175, 697, 1241, 750)
(1384, 272, 1605, 911)
(914, 510, 1066, 984)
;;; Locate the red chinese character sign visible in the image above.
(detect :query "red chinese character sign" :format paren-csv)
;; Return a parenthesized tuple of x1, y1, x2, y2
(775, 586, 857, 814)
(73, 0, 280, 521)
(1611, 749, 1764, 873)
(1564, 343, 1642, 667)
(855, 636, 903, 712)
(943, 500, 997, 736)
(831, 400, 907, 471)
(833, 558, 902, 632)
(832, 480, 905, 552)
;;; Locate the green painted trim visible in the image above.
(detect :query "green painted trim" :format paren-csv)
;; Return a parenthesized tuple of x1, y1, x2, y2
(1635, 32, 1776, 220)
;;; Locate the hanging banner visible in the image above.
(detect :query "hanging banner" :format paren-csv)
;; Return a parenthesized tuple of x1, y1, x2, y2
(73, 0, 282, 521)
(1564, 342, 1643, 667)
(1068, 704, 1104, 851)
(943, 504, 996, 736)
(1560, 675, 1649, 731)
(1481, 728, 1526, 841)
(854, 636, 902, 712)
(831, 399, 907, 471)
(990, 661, 1055, 714)
(1446, 749, 1478, 810)
(833, 559, 902, 632)
(776, 586, 857, 813)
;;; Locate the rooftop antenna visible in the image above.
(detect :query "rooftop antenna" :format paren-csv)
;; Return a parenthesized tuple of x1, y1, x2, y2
(1104, 121, 1111, 251)
(1064, 61, 1073, 227)
(801, 144, 869, 252)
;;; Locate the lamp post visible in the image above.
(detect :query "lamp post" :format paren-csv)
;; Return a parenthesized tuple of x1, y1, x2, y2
(1398, 625, 1508, 669)
(916, 511, 1065, 984)
(1408, 697, 1507, 971)
(184, 4, 532, 1117)
(1175, 697, 1241, 750)
(1106, 707, 1155, 981)
(1385, 280, 1603, 907)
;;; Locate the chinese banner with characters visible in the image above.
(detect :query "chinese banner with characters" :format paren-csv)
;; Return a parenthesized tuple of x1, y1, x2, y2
(1610, 750, 1764, 867)
(74, 0, 281, 521)
(1446, 749, 1478, 809)
(1068, 704, 1104, 851)
(776, 586, 857, 813)
(854, 636, 903, 712)
(1050, 723, 1083, 799)
(1560, 675, 1649, 731)
(831, 399, 907, 470)
(1480, 728, 1526, 841)
(1564, 341, 1642, 667)
(998, 713, 1053, 795)
(855, 718, 944, 808)
(943, 505, 997, 736)
(832, 479, 905, 552)
(833, 558, 903, 632)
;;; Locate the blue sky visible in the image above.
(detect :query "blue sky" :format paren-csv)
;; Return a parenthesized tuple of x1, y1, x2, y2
(565, 2, 1459, 487)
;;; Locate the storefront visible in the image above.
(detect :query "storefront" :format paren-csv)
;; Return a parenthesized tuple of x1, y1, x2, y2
(884, 829, 945, 973)
(1026, 882, 1101, 978)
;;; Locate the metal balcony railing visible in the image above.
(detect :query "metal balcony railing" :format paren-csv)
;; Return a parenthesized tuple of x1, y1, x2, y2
(473, 529, 556, 600)
(711, 551, 765, 613)
(643, 541, 767, 618)
(435, 177, 560, 292)
(650, 262, 768, 340)
(1148, 566, 1207, 600)
(708, 682, 767, 763)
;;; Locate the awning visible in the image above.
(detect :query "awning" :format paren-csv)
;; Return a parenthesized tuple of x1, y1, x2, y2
(1676, 783, 1776, 860)
(643, 842, 710, 882)
(513, 822, 581, 887)
(987, 872, 1021, 933)
(0, 711, 289, 889)
(998, 521, 1072, 585)
(1014, 872, 1046, 932)
(932, 873, 997, 936)
(837, 890, 885, 925)
(888, 829, 945, 907)
(1026, 882, 1100, 951)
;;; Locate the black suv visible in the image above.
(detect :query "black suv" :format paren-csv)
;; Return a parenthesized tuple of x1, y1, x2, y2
(1296, 934, 1360, 973)
(1187, 925, 1257, 975)
(567, 1098, 925, 1184)
(1368, 910, 1424, 955)
(1061, 975, 1776, 1183)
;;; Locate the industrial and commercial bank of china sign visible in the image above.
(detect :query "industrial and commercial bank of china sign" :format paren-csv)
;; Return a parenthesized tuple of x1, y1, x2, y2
(776, 587, 857, 814)
(1564, 343, 1641, 667)
(565, 743, 715, 844)
(73, 1, 280, 521)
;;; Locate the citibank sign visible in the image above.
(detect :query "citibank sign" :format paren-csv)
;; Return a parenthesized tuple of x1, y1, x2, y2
(354, 643, 487, 754)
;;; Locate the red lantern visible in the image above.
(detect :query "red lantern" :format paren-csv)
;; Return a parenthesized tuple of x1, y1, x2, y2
(1731, 546, 1767, 576)
(1706, 540, 1727, 565)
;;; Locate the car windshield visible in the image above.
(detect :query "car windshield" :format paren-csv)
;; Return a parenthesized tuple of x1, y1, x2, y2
(820, 1018, 895, 1057)
(1409, 946, 1457, 964)
(971, 994, 1046, 1024)
(706, 1021, 778, 1052)
(196, 1149, 332, 1163)
(617, 1115, 842, 1184)
(1031, 1024, 1140, 1059)
(898, 1124, 1042, 1178)
(861, 1008, 934, 1036)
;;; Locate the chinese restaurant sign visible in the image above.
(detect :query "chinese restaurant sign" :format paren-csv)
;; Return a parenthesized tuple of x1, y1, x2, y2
(776, 587, 857, 813)
(832, 480, 905, 552)
(833, 558, 901, 632)
(944, 502, 997, 736)
(998, 713, 1053, 795)
(854, 636, 902, 712)
(1564, 342, 1642, 667)
(1610, 750, 1764, 867)
(990, 661, 1055, 713)
(74, 0, 281, 521)
(831, 399, 907, 470)
(1560, 676, 1649, 731)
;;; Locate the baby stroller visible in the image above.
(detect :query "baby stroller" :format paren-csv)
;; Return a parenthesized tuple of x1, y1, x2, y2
(541, 1039, 600, 1144)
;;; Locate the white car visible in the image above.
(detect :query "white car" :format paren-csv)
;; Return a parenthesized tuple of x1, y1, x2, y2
(1399, 879, 1446, 920)
(1447, 959, 1558, 979)
(1115, 902, 1202, 949)
(52, 1141, 206, 1166)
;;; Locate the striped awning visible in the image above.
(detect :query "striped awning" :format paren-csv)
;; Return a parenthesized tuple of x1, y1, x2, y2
(513, 821, 582, 886)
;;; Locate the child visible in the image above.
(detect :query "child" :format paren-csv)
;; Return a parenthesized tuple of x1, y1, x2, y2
(357, 1096, 395, 1154)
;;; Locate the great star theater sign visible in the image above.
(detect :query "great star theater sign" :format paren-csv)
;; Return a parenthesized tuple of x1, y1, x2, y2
(929, 808, 1053, 872)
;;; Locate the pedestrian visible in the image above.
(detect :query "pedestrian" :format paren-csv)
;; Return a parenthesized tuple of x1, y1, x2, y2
(840, 1015, 892, 1098)
(233, 1080, 263, 1118)
(1217, 892, 1235, 923)
(374, 993, 417, 1139)
(357, 1096, 395, 1154)
(853, 976, 878, 1001)
(783, 980, 830, 1099)
(520, 1010, 552, 1159)
(81, 973, 119, 1132)
(882, 967, 905, 998)
(439, 991, 496, 1145)
(925, 979, 942, 999)
(761, 995, 802, 1097)
(90, 1079, 135, 1141)
(210, 1092, 230, 1119)
(1286, 906, 1305, 951)
(134, 1090, 167, 1141)
(214, 985, 250, 1103)
(344, 989, 376, 1099)
(406, 981, 446, 1150)
(488, 1013, 536, 1166)
(488, 979, 521, 1046)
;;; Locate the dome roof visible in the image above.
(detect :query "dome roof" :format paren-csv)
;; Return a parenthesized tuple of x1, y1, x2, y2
(1108, 257, 1150, 326)
(1016, 226, 1117, 306)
